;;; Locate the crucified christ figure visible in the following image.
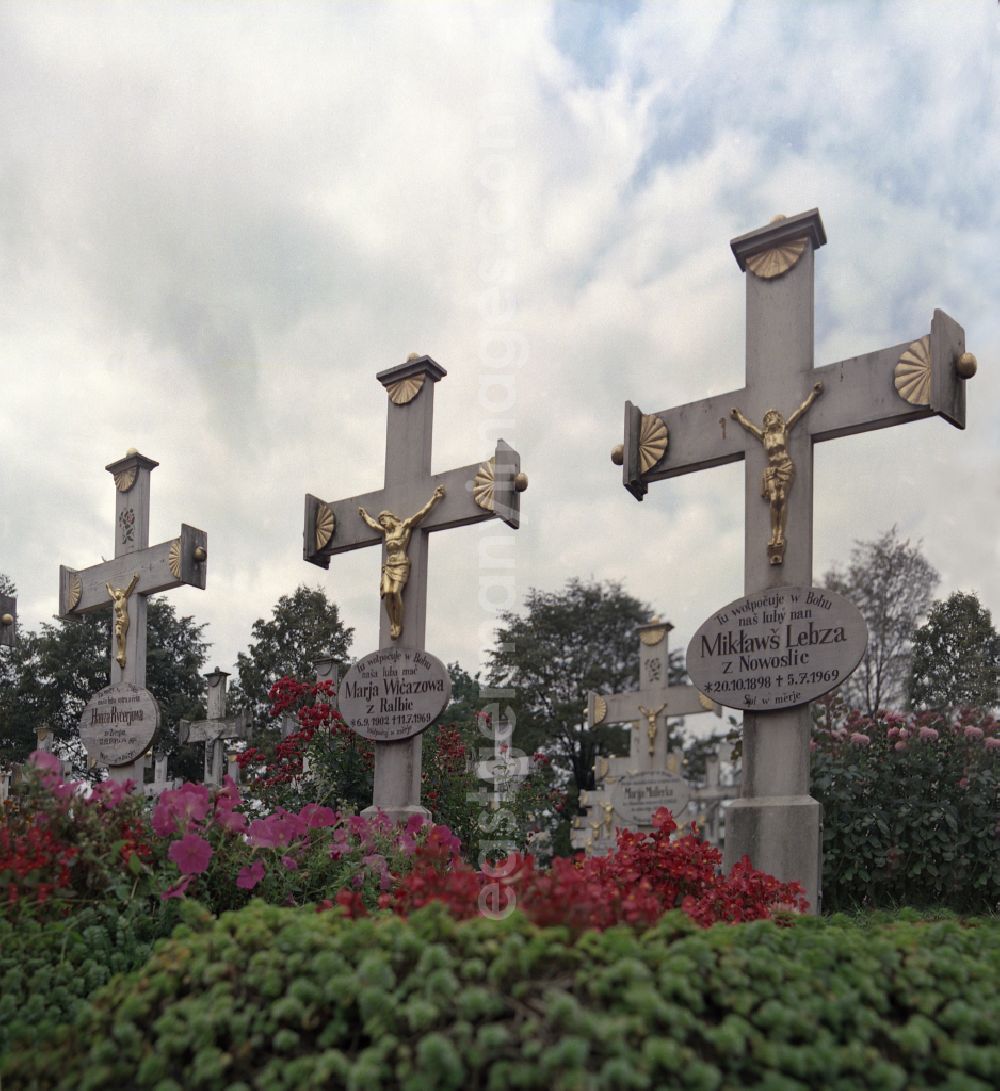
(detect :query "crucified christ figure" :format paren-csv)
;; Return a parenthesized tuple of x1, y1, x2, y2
(730, 382, 823, 564)
(107, 572, 139, 669)
(359, 485, 445, 641)
(638, 702, 667, 758)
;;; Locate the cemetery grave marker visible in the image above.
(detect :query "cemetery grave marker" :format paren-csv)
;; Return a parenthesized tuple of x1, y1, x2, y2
(475, 717, 534, 806)
(179, 668, 250, 787)
(613, 208, 976, 909)
(304, 354, 527, 822)
(59, 450, 208, 784)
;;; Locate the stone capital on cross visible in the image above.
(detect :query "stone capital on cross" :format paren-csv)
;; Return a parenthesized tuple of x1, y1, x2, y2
(303, 354, 528, 822)
(58, 450, 208, 781)
(587, 620, 719, 772)
(613, 208, 976, 910)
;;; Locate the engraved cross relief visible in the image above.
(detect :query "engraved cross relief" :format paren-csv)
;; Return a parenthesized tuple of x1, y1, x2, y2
(614, 208, 976, 906)
(58, 451, 208, 779)
(303, 354, 527, 821)
(587, 620, 719, 775)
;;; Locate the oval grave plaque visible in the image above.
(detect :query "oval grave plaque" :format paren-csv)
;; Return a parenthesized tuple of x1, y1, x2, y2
(340, 646, 451, 742)
(686, 586, 867, 712)
(79, 683, 160, 766)
(613, 771, 691, 827)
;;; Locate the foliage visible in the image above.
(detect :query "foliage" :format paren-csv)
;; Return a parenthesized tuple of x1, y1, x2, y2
(908, 591, 1000, 711)
(6, 904, 999, 1091)
(823, 527, 939, 715)
(811, 698, 1000, 912)
(232, 585, 353, 728)
(485, 578, 666, 792)
(0, 599, 208, 780)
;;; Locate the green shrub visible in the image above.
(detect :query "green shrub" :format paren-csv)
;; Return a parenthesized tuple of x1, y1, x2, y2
(4, 902, 998, 1090)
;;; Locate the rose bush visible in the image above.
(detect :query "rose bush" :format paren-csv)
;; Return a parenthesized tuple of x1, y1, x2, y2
(811, 699, 1000, 911)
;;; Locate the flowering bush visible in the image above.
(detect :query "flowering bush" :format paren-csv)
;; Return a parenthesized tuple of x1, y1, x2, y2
(812, 700, 1000, 911)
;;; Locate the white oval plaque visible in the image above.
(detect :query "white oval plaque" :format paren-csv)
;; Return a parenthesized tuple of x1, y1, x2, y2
(79, 683, 160, 766)
(339, 646, 452, 742)
(613, 771, 691, 827)
(686, 586, 867, 712)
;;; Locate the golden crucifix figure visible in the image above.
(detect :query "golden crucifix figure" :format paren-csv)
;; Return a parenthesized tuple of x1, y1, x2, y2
(107, 572, 139, 669)
(638, 702, 667, 757)
(730, 382, 823, 564)
(359, 485, 445, 640)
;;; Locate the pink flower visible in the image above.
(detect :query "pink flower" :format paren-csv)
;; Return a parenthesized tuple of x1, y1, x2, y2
(958, 776, 970, 789)
(898, 728, 909, 740)
(153, 783, 210, 837)
(348, 815, 369, 838)
(887, 726, 900, 740)
(168, 833, 213, 875)
(216, 809, 248, 834)
(281, 855, 299, 871)
(919, 727, 939, 742)
(405, 814, 426, 836)
(237, 859, 266, 890)
(984, 737, 1000, 751)
(161, 875, 194, 900)
(894, 741, 908, 752)
(213, 777, 243, 814)
(29, 750, 62, 775)
(964, 726, 984, 739)
(849, 733, 870, 747)
(90, 780, 129, 808)
(299, 804, 337, 829)
(247, 813, 304, 849)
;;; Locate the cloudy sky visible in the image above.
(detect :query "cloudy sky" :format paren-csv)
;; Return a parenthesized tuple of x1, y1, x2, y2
(2, 1, 998, 701)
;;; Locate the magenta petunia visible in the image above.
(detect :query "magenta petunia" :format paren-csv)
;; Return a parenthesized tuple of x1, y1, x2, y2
(168, 833, 213, 875)
(29, 750, 62, 775)
(281, 855, 299, 871)
(216, 809, 248, 834)
(161, 875, 194, 900)
(405, 814, 426, 836)
(237, 859, 266, 890)
(299, 803, 337, 829)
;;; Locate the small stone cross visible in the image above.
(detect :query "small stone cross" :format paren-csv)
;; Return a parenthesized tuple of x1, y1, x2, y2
(587, 620, 719, 772)
(179, 668, 250, 787)
(614, 208, 975, 910)
(303, 354, 527, 823)
(475, 718, 533, 805)
(59, 450, 208, 784)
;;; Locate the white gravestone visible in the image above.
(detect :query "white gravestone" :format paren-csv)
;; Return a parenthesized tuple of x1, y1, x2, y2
(340, 647, 451, 743)
(80, 683, 160, 767)
(60, 451, 208, 784)
(303, 354, 527, 823)
(614, 208, 975, 912)
(179, 669, 251, 787)
(687, 586, 867, 711)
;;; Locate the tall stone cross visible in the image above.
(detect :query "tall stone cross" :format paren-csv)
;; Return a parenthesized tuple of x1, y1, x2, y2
(614, 208, 976, 910)
(304, 353, 527, 822)
(58, 450, 208, 784)
(0, 592, 15, 648)
(179, 669, 251, 787)
(587, 620, 719, 774)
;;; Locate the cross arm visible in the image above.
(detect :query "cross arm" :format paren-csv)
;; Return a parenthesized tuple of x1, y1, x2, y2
(58, 525, 207, 618)
(588, 684, 718, 727)
(810, 309, 970, 441)
(179, 710, 251, 745)
(304, 439, 524, 567)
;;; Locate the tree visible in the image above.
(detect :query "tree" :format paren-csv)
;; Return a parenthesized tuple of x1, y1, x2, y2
(233, 585, 353, 727)
(908, 592, 1000, 711)
(0, 572, 15, 597)
(823, 528, 939, 715)
(485, 578, 672, 793)
(0, 599, 209, 777)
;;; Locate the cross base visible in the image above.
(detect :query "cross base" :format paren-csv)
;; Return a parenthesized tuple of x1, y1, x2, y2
(361, 803, 431, 826)
(723, 794, 821, 912)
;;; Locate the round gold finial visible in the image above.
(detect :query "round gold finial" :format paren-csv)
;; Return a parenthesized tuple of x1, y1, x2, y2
(956, 352, 977, 380)
(514, 472, 528, 493)
(406, 352, 420, 362)
(769, 214, 787, 223)
(126, 447, 138, 456)
(1, 613, 13, 626)
(193, 546, 207, 562)
(611, 444, 624, 466)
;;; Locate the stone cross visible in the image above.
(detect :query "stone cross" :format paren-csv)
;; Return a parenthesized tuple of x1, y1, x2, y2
(475, 718, 533, 806)
(179, 669, 250, 787)
(0, 592, 15, 648)
(304, 354, 526, 823)
(587, 620, 720, 772)
(614, 208, 975, 910)
(689, 745, 741, 848)
(58, 450, 208, 784)
(141, 753, 179, 798)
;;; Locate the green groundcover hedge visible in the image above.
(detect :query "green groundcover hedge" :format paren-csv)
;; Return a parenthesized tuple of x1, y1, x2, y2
(2, 903, 998, 1091)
